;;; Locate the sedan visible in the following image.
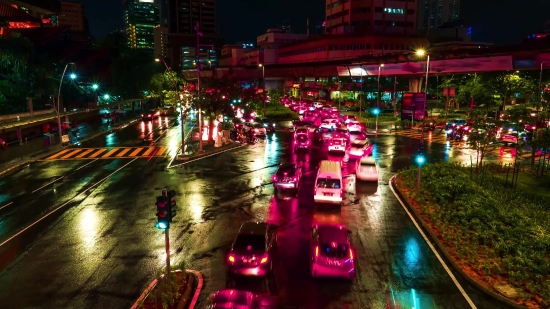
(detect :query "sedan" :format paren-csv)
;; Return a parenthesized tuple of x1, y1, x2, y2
(320, 119, 338, 130)
(141, 109, 160, 121)
(272, 163, 302, 194)
(310, 223, 355, 280)
(347, 121, 363, 132)
(328, 137, 347, 152)
(348, 139, 372, 158)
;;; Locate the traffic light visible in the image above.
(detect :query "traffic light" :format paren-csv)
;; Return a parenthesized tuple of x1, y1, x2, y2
(416, 153, 426, 165)
(156, 196, 170, 229)
(166, 189, 177, 220)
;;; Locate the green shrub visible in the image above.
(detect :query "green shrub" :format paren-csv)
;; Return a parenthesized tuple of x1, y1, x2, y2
(265, 104, 299, 120)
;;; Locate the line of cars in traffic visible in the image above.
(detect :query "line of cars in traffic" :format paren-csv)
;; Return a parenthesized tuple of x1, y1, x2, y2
(202, 102, 366, 309)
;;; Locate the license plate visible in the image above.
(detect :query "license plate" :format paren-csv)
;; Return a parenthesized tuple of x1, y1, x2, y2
(327, 260, 340, 266)
(323, 193, 333, 196)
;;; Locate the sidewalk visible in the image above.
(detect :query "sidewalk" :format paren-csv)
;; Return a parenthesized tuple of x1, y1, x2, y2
(0, 116, 139, 175)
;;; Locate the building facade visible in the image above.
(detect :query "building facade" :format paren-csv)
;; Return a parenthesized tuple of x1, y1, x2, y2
(257, 28, 309, 49)
(2, 0, 59, 26)
(417, 0, 460, 32)
(154, 26, 168, 59)
(124, 0, 159, 51)
(59, 1, 85, 37)
(166, 0, 222, 68)
(325, 0, 418, 35)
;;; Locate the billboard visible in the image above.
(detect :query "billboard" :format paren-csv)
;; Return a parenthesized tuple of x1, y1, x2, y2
(401, 93, 426, 121)
(337, 55, 513, 76)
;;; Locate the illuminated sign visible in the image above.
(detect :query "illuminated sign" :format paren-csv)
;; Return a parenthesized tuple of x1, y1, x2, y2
(139, 0, 154, 2)
(292, 84, 301, 88)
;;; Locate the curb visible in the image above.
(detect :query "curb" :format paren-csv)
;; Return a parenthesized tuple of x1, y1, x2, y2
(0, 118, 139, 177)
(169, 143, 245, 167)
(130, 269, 203, 309)
(389, 175, 526, 309)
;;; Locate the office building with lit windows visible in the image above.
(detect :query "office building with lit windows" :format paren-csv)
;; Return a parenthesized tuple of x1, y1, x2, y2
(325, 0, 418, 35)
(417, 0, 460, 32)
(124, 0, 159, 51)
(166, 0, 223, 68)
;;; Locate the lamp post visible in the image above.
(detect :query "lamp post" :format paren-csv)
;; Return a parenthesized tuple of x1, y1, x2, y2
(416, 153, 425, 191)
(415, 49, 430, 146)
(377, 64, 384, 108)
(259, 63, 265, 117)
(92, 84, 99, 105)
(56, 62, 74, 145)
(156, 58, 185, 153)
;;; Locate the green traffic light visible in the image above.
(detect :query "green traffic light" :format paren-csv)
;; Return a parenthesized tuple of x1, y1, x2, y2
(103, 94, 110, 99)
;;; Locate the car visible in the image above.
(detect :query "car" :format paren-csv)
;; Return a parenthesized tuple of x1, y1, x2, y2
(313, 102, 324, 108)
(226, 221, 277, 278)
(318, 127, 334, 142)
(310, 222, 355, 280)
(272, 163, 302, 194)
(501, 131, 529, 144)
(242, 112, 257, 122)
(344, 115, 357, 124)
(333, 128, 350, 141)
(202, 289, 255, 309)
(314, 160, 343, 204)
(349, 131, 368, 142)
(292, 121, 310, 131)
(445, 119, 467, 130)
(348, 139, 372, 158)
(347, 121, 363, 132)
(356, 157, 379, 182)
(328, 137, 347, 152)
(244, 122, 267, 136)
(141, 109, 160, 121)
(320, 119, 338, 130)
(260, 118, 276, 132)
(294, 126, 309, 137)
(303, 111, 318, 123)
(294, 134, 311, 150)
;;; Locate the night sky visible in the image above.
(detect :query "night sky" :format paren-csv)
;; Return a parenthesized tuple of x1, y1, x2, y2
(76, 0, 549, 45)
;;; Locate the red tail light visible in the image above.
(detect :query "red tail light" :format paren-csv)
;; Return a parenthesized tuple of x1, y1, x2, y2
(292, 177, 297, 182)
(349, 249, 353, 259)
(228, 254, 235, 263)
(315, 246, 319, 258)
(260, 254, 269, 264)
(272, 175, 278, 182)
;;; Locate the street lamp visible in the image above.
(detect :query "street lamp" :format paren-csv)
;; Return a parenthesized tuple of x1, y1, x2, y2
(377, 64, 384, 108)
(156, 58, 185, 154)
(259, 63, 265, 117)
(92, 84, 98, 90)
(103, 94, 110, 100)
(56, 62, 75, 145)
(415, 49, 430, 146)
(70, 73, 76, 79)
(372, 108, 380, 133)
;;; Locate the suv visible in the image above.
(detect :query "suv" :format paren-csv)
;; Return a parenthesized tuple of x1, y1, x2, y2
(310, 223, 355, 280)
(226, 221, 278, 279)
(272, 163, 302, 197)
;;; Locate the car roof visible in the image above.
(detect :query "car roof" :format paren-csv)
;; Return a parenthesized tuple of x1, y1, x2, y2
(360, 157, 376, 164)
(332, 137, 345, 141)
(317, 225, 348, 243)
(239, 221, 268, 235)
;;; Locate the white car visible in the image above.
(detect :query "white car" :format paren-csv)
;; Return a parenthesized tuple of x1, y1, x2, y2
(320, 119, 338, 130)
(347, 121, 363, 132)
(356, 157, 379, 182)
(313, 102, 324, 108)
(328, 137, 347, 152)
(245, 122, 267, 136)
(348, 140, 372, 158)
(294, 126, 309, 137)
(349, 131, 368, 142)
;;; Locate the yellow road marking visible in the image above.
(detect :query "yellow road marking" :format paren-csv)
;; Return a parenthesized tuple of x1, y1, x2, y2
(75, 148, 95, 158)
(129, 148, 143, 157)
(116, 148, 132, 157)
(89, 149, 107, 158)
(46, 149, 72, 160)
(156, 146, 167, 156)
(101, 148, 119, 158)
(61, 149, 82, 159)
(141, 147, 155, 156)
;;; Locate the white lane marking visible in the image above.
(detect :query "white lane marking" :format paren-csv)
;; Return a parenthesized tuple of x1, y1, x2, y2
(168, 144, 245, 168)
(166, 125, 194, 168)
(0, 158, 137, 249)
(30, 159, 98, 193)
(388, 176, 477, 309)
(0, 202, 13, 211)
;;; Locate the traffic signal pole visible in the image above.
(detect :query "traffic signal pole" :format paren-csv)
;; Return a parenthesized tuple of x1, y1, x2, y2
(165, 227, 171, 283)
(156, 189, 177, 283)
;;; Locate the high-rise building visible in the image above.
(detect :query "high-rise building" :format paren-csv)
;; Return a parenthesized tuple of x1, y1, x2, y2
(166, 0, 223, 68)
(59, 1, 86, 38)
(325, 0, 418, 35)
(417, 0, 460, 32)
(124, 0, 159, 51)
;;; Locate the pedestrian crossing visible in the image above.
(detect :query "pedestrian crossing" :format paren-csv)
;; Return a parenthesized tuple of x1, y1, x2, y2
(43, 146, 168, 161)
(393, 129, 543, 162)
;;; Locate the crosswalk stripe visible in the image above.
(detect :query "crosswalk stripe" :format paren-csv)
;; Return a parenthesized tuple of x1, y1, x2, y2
(61, 149, 83, 159)
(129, 148, 143, 157)
(116, 148, 132, 157)
(89, 149, 107, 158)
(156, 146, 167, 156)
(46, 149, 72, 160)
(102, 148, 119, 158)
(75, 148, 95, 158)
(141, 147, 155, 156)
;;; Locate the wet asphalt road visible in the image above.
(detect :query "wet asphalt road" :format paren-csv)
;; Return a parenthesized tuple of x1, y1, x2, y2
(0, 118, 507, 309)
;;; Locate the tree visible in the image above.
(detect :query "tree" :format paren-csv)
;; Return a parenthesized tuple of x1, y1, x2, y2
(267, 89, 282, 110)
(148, 71, 184, 105)
(468, 109, 499, 171)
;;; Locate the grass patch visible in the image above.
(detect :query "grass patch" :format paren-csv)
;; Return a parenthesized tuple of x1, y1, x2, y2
(397, 162, 550, 308)
(265, 104, 299, 120)
(346, 111, 398, 123)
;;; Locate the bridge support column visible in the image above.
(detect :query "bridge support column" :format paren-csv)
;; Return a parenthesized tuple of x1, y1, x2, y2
(409, 78, 423, 93)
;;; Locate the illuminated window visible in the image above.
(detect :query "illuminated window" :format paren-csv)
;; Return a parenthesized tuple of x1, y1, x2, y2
(384, 8, 404, 14)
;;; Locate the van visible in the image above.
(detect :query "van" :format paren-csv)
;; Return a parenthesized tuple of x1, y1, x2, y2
(314, 160, 343, 204)
(356, 157, 378, 182)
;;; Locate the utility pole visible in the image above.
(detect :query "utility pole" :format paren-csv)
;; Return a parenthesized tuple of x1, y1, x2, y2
(195, 22, 203, 152)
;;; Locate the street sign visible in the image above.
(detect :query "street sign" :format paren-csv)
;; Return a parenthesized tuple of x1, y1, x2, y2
(61, 134, 69, 144)
(401, 93, 426, 120)
(443, 87, 456, 97)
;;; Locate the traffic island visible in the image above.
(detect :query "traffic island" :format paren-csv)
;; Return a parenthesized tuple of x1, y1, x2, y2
(131, 269, 203, 309)
(175, 142, 244, 163)
(390, 162, 550, 309)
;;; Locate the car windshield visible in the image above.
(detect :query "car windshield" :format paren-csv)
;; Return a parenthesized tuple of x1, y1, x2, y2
(277, 166, 296, 177)
(360, 161, 376, 167)
(351, 144, 365, 149)
(316, 178, 341, 189)
(253, 123, 264, 128)
(320, 243, 349, 258)
(233, 234, 265, 251)
(321, 128, 332, 133)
